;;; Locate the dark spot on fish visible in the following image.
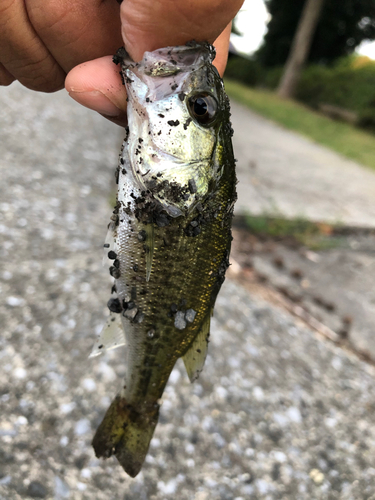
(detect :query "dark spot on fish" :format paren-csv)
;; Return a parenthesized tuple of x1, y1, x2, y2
(171, 83, 178, 90)
(98, 344, 103, 349)
(145, 98, 150, 103)
(109, 266, 121, 279)
(111, 284, 117, 294)
(178, 92, 186, 101)
(138, 230, 147, 242)
(154, 213, 170, 227)
(188, 179, 197, 194)
(196, 349, 201, 353)
(107, 298, 122, 313)
(113, 259, 120, 269)
(133, 264, 139, 272)
(158, 114, 165, 118)
(167, 120, 179, 127)
(183, 117, 192, 130)
(133, 311, 145, 324)
(170, 303, 177, 313)
(122, 168, 126, 175)
(103, 243, 110, 248)
(108, 250, 117, 260)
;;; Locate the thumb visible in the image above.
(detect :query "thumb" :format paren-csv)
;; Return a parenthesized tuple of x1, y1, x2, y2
(65, 56, 128, 127)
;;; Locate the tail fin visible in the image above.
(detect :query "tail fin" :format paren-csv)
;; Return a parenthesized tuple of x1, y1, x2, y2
(92, 395, 160, 477)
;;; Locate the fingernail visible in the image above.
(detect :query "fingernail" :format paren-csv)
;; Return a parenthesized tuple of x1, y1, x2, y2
(68, 90, 121, 117)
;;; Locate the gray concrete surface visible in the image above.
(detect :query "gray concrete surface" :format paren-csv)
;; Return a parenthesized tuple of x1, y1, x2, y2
(231, 226, 375, 361)
(231, 100, 375, 227)
(1, 84, 375, 499)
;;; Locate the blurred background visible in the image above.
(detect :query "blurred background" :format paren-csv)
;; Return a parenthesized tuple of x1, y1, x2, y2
(2, 0, 375, 498)
(229, 0, 375, 132)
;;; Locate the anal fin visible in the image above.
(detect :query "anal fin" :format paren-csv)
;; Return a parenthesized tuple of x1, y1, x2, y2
(182, 312, 211, 382)
(89, 313, 125, 358)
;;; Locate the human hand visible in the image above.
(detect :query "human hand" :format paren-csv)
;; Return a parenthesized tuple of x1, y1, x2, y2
(65, 0, 244, 126)
(0, 0, 123, 92)
(0, 0, 243, 126)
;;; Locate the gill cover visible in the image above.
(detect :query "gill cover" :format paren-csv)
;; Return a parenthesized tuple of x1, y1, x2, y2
(117, 42, 226, 217)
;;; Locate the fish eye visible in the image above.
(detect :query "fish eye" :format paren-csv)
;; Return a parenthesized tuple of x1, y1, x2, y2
(188, 93, 218, 126)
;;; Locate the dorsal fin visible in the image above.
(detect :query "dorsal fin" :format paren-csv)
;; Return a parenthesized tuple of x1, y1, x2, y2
(89, 313, 125, 358)
(182, 312, 211, 382)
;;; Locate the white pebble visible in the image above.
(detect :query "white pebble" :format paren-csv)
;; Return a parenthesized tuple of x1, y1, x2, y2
(60, 402, 76, 414)
(215, 386, 228, 400)
(76, 482, 87, 491)
(158, 479, 177, 495)
(16, 416, 28, 426)
(13, 367, 27, 379)
(80, 468, 91, 479)
(82, 378, 96, 392)
(273, 451, 287, 463)
(6, 296, 24, 307)
(74, 418, 91, 436)
(60, 436, 69, 447)
(97, 362, 116, 382)
(253, 386, 264, 401)
(169, 368, 181, 384)
(287, 407, 302, 423)
(150, 438, 160, 448)
(325, 417, 337, 428)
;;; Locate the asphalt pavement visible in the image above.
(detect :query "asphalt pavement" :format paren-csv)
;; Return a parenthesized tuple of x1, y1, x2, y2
(231, 100, 375, 227)
(1, 83, 375, 499)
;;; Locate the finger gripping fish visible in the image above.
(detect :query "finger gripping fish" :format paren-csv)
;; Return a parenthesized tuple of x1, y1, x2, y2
(92, 41, 237, 477)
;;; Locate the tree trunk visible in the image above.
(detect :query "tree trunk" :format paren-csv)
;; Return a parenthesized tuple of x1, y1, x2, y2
(277, 0, 326, 99)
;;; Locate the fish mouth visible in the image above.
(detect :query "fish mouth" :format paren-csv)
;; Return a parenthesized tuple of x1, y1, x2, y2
(121, 42, 215, 78)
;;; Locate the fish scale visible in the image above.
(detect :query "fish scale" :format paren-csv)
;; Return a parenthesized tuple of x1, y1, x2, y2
(92, 41, 236, 477)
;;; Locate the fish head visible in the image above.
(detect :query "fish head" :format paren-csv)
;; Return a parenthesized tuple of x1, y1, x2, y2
(122, 42, 230, 217)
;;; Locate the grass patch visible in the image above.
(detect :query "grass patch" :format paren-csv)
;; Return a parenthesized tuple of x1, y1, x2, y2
(237, 214, 344, 250)
(225, 79, 375, 171)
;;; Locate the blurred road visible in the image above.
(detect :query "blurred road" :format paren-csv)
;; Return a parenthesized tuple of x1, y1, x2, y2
(232, 100, 375, 227)
(1, 84, 375, 499)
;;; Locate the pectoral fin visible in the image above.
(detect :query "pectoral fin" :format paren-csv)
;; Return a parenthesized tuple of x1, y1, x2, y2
(182, 313, 211, 382)
(89, 313, 125, 358)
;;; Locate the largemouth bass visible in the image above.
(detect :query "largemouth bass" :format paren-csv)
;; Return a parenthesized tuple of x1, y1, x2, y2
(92, 41, 237, 477)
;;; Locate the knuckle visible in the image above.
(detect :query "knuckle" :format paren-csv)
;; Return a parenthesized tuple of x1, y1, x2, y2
(12, 55, 65, 92)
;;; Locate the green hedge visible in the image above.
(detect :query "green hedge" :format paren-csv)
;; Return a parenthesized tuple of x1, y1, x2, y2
(225, 55, 375, 132)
